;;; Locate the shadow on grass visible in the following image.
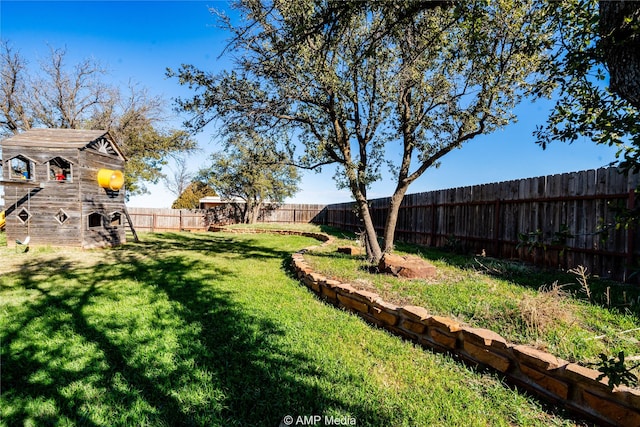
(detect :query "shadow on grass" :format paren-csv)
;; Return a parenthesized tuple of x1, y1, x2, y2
(1, 232, 396, 426)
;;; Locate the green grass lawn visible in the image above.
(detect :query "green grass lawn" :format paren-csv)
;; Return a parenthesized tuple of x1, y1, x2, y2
(304, 230, 640, 381)
(0, 231, 587, 426)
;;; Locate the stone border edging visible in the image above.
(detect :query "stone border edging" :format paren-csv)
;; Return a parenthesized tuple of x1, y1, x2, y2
(213, 227, 640, 426)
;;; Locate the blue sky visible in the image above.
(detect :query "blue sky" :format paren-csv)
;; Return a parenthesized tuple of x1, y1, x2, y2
(1, 0, 621, 208)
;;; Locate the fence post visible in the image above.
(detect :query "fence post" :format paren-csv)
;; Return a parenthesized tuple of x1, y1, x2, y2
(626, 189, 636, 281)
(430, 204, 437, 246)
(493, 199, 501, 257)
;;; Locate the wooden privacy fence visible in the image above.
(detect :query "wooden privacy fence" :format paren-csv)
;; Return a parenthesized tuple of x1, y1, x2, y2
(259, 203, 327, 224)
(127, 204, 327, 233)
(127, 208, 210, 232)
(127, 168, 640, 281)
(325, 167, 640, 282)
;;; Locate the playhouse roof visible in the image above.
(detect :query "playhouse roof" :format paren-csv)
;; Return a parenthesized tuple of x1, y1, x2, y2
(1, 128, 126, 160)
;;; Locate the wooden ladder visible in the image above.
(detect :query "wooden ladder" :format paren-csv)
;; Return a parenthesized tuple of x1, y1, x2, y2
(122, 206, 140, 242)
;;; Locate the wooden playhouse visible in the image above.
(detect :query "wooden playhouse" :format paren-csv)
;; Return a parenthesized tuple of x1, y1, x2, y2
(1, 128, 128, 248)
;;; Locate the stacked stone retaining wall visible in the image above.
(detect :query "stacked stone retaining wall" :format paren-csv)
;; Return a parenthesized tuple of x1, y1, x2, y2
(214, 227, 640, 426)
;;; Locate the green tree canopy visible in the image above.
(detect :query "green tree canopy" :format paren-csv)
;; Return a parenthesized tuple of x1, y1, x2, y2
(197, 127, 299, 224)
(171, 181, 216, 209)
(535, 0, 640, 173)
(171, 0, 555, 260)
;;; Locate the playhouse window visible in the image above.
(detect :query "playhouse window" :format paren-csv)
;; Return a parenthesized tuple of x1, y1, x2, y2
(9, 156, 34, 180)
(17, 208, 31, 223)
(48, 157, 72, 182)
(88, 212, 103, 228)
(110, 212, 122, 227)
(54, 209, 69, 225)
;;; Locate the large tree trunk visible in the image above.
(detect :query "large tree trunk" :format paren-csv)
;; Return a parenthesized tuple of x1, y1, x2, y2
(241, 203, 250, 224)
(249, 201, 262, 224)
(353, 194, 382, 263)
(599, 1, 640, 110)
(383, 183, 411, 254)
